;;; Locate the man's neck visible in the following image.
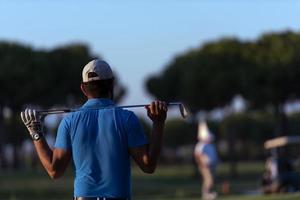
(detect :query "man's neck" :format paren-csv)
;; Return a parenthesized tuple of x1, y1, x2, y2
(87, 94, 112, 100)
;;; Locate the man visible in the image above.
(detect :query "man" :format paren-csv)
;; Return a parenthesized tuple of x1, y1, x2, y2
(21, 59, 168, 200)
(194, 120, 218, 200)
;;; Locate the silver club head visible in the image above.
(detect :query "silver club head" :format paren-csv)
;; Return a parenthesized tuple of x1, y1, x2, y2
(179, 103, 189, 118)
(167, 102, 189, 118)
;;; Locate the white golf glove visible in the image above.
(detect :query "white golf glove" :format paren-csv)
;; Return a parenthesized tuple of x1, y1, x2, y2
(20, 109, 43, 136)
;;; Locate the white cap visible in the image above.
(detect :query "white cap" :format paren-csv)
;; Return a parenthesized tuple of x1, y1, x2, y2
(197, 120, 214, 142)
(82, 59, 114, 83)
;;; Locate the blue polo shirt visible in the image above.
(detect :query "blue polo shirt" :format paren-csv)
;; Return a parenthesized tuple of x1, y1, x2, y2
(54, 98, 148, 198)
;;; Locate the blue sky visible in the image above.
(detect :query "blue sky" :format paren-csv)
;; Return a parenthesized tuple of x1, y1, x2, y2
(0, 0, 300, 106)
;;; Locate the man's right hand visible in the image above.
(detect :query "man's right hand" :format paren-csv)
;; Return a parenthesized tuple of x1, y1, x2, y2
(145, 101, 168, 123)
(20, 109, 43, 135)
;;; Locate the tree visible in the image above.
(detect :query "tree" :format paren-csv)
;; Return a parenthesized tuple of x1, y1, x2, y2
(164, 119, 197, 147)
(0, 42, 126, 110)
(240, 31, 300, 136)
(146, 38, 246, 114)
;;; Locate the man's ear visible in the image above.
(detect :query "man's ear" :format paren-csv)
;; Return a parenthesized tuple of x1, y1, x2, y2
(80, 83, 88, 97)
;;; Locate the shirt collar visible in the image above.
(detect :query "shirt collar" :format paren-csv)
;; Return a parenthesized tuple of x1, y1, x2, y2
(81, 98, 115, 109)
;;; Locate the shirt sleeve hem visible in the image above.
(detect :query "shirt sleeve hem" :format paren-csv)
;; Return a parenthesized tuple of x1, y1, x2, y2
(128, 141, 149, 148)
(54, 145, 72, 151)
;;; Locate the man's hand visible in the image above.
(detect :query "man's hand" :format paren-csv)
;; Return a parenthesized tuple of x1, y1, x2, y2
(20, 109, 43, 135)
(145, 101, 168, 123)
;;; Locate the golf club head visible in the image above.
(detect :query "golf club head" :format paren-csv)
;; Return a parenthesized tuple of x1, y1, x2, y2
(178, 103, 189, 118)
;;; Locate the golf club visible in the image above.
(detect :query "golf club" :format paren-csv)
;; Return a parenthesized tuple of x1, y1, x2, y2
(37, 102, 189, 118)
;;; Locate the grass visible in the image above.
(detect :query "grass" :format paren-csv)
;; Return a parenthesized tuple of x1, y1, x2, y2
(0, 162, 299, 200)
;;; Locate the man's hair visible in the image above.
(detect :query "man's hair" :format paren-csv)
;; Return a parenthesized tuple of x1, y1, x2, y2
(82, 78, 114, 98)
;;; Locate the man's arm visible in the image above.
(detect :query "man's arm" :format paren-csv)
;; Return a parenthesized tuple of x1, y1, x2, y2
(21, 109, 71, 179)
(33, 138, 71, 179)
(129, 101, 167, 174)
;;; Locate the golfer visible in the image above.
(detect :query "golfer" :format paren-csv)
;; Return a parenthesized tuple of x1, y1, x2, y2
(21, 59, 168, 200)
(194, 120, 218, 200)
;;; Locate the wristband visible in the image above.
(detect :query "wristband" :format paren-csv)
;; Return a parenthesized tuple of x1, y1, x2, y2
(30, 132, 43, 141)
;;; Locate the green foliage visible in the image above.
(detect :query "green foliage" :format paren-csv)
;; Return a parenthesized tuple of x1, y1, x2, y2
(0, 42, 90, 109)
(3, 114, 26, 145)
(288, 112, 300, 135)
(241, 31, 300, 108)
(163, 119, 197, 147)
(220, 112, 275, 142)
(219, 112, 275, 160)
(0, 41, 126, 110)
(145, 38, 250, 113)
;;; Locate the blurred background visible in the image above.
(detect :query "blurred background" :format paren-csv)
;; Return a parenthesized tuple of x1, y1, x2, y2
(1, 0, 300, 199)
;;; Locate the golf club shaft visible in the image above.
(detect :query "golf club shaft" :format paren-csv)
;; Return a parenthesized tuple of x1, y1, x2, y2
(38, 102, 182, 116)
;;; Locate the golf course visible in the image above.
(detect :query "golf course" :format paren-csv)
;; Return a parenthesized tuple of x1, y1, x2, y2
(1, 162, 299, 200)
(1, 2, 300, 200)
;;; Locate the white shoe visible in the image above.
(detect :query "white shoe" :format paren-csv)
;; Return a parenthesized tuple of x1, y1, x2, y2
(202, 192, 217, 200)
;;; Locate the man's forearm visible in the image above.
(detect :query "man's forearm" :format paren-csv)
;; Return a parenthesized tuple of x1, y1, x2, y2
(32, 137, 56, 177)
(147, 122, 165, 170)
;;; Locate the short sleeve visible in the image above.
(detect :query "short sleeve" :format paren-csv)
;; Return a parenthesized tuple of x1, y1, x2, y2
(125, 113, 148, 148)
(54, 116, 72, 150)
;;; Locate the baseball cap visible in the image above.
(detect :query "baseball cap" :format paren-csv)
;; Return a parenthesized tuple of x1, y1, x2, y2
(82, 59, 114, 83)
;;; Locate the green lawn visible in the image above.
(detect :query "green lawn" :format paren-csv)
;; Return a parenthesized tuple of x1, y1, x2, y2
(0, 162, 299, 200)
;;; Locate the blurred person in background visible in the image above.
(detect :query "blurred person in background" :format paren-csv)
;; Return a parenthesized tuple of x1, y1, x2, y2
(194, 120, 218, 200)
(20, 59, 168, 200)
(262, 150, 300, 194)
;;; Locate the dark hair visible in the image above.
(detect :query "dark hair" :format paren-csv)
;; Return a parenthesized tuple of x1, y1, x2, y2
(82, 78, 114, 98)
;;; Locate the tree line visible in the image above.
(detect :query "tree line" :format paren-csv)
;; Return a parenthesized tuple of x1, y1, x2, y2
(145, 30, 300, 176)
(146, 31, 300, 136)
